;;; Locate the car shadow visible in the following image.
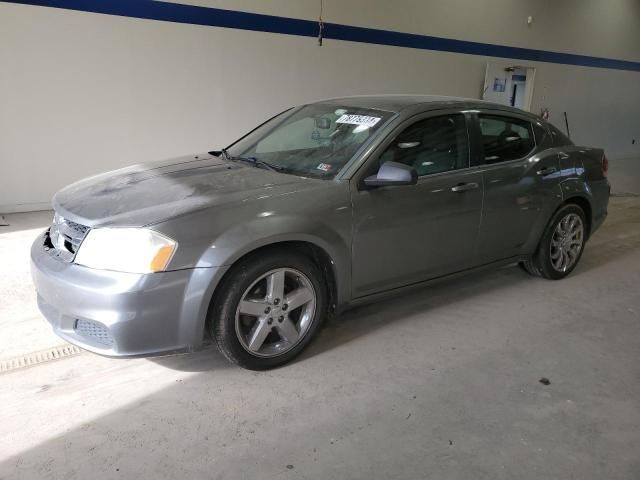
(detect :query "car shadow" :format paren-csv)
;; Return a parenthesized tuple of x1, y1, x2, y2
(301, 263, 532, 363)
(146, 341, 232, 372)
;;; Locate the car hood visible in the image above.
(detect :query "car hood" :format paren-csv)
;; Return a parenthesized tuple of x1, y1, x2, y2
(53, 153, 317, 227)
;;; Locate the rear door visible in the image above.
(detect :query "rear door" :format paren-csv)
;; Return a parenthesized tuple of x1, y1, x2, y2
(350, 111, 484, 298)
(471, 111, 561, 263)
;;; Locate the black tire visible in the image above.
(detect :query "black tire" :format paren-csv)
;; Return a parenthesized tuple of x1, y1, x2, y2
(525, 203, 587, 280)
(518, 258, 541, 277)
(208, 248, 328, 370)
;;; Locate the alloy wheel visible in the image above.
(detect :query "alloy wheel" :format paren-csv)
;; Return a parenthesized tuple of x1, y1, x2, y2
(235, 268, 316, 358)
(549, 213, 584, 273)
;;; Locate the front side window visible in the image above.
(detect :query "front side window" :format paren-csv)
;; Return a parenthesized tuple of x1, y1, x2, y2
(378, 114, 469, 176)
(478, 115, 535, 164)
(228, 104, 394, 178)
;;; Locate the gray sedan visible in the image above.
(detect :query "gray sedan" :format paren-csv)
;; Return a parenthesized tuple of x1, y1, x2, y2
(31, 95, 610, 369)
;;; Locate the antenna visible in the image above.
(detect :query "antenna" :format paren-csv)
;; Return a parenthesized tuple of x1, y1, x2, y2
(318, 0, 324, 46)
(563, 111, 571, 138)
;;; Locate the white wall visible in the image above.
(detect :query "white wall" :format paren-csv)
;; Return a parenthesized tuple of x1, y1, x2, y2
(1, 0, 639, 212)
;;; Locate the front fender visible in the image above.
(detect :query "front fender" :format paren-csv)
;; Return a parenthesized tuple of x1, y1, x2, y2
(197, 214, 352, 306)
(152, 181, 353, 347)
(176, 214, 351, 350)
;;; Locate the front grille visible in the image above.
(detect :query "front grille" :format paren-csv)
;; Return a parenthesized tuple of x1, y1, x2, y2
(59, 219, 89, 248)
(46, 213, 90, 261)
(75, 319, 114, 347)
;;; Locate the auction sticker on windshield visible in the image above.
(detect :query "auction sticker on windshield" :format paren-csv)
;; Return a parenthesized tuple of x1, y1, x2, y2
(336, 114, 381, 127)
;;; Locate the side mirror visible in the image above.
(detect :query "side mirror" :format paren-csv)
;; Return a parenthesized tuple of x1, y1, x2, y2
(364, 161, 418, 188)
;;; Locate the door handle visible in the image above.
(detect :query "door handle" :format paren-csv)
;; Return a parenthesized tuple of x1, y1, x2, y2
(536, 167, 558, 176)
(559, 153, 570, 160)
(451, 182, 479, 192)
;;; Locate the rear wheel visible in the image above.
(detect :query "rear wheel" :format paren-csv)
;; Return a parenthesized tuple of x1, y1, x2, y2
(209, 249, 327, 370)
(518, 257, 540, 276)
(523, 204, 587, 280)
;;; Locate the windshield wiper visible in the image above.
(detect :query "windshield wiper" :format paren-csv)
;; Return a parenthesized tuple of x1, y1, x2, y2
(219, 148, 286, 173)
(227, 154, 283, 172)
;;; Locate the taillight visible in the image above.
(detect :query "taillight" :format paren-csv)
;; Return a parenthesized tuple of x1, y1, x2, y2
(602, 155, 609, 177)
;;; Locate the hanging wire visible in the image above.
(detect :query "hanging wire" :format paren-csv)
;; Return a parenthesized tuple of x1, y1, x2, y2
(318, 0, 324, 46)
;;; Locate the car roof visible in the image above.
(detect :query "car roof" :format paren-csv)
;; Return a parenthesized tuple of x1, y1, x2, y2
(313, 94, 536, 118)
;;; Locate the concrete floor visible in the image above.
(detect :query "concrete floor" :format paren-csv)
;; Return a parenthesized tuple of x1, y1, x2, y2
(0, 210, 61, 359)
(1, 196, 640, 479)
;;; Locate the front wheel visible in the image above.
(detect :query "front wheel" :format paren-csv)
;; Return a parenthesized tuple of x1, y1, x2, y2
(523, 204, 587, 280)
(208, 249, 327, 370)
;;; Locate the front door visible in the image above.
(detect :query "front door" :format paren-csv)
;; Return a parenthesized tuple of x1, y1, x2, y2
(350, 112, 484, 298)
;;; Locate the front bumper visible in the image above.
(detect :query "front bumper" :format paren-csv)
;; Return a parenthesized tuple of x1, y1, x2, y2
(30, 231, 220, 357)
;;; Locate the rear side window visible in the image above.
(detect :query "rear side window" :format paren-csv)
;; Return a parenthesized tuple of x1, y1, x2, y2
(477, 115, 535, 164)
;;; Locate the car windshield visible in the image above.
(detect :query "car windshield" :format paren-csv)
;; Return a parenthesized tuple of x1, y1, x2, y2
(225, 104, 395, 178)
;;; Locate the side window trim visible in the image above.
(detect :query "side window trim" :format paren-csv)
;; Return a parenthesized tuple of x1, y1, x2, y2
(532, 120, 545, 146)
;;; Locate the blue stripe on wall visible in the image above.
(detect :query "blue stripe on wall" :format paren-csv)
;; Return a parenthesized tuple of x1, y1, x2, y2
(4, 0, 640, 72)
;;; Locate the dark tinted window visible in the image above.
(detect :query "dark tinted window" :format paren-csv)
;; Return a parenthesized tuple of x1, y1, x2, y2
(547, 123, 573, 147)
(477, 115, 535, 164)
(379, 114, 468, 176)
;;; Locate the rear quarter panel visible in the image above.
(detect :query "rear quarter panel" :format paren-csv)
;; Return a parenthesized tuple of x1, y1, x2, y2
(558, 146, 610, 235)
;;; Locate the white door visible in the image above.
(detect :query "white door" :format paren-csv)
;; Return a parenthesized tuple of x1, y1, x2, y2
(482, 62, 536, 112)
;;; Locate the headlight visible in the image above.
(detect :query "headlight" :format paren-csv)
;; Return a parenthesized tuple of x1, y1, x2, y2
(74, 228, 177, 274)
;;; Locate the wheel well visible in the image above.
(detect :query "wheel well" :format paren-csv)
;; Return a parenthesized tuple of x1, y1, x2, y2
(564, 196, 592, 238)
(282, 241, 338, 313)
(206, 241, 338, 332)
